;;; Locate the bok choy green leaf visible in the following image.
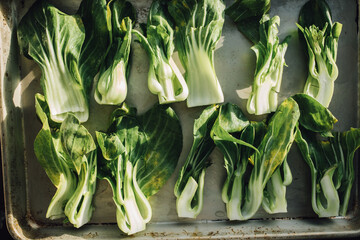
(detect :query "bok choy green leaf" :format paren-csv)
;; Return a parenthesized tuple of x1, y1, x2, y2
(96, 103, 182, 234)
(226, 0, 271, 43)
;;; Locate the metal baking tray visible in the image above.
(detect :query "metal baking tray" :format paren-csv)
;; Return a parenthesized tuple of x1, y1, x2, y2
(1, 0, 359, 239)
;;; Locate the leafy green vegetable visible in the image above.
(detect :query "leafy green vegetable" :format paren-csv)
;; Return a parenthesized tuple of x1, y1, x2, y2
(132, 0, 188, 104)
(77, 0, 111, 95)
(294, 94, 360, 217)
(292, 93, 337, 133)
(174, 105, 220, 218)
(211, 98, 299, 220)
(96, 103, 182, 234)
(247, 15, 290, 115)
(94, 0, 136, 105)
(17, 0, 88, 122)
(226, 1, 289, 115)
(34, 94, 97, 228)
(297, 0, 342, 107)
(18, 0, 123, 119)
(226, 0, 271, 43)
(168, 0, 225, 107)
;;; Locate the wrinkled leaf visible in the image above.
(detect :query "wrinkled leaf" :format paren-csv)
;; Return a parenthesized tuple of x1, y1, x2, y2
(78, 0, 111, 93)
(292, 93, 337, 133)
(60, 114, 96, 173)
(226, 0, 271, 43)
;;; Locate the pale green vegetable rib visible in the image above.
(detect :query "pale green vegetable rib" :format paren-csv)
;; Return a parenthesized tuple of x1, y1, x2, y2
(262, 159, 293, 214)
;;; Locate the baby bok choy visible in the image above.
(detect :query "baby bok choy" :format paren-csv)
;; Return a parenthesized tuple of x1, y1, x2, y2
(226, 0, 290, 115)
(132, 0, 188, 104)
(96, 103, 182, 234)
(78, 0, 112, 96)
(174, 105, 219, 218)
(34, 94, 97, 228)
(168, 0, 225, 107)
(247, 15, 290, 115)
(94, 0, 136, 105)
(211, 98, 299, 220)
(293, 94, 360, 217)
(297, 0, 342, 107)
(17, 0, 89, 122)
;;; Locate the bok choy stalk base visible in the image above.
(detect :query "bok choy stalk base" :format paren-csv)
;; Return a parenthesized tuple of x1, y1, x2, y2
(133, 0, 188, 104)
(168, 0, 225, 107)
(297, 0, 342, 107)
(33, 94, 97, 228)
(96, 103, 182, 234)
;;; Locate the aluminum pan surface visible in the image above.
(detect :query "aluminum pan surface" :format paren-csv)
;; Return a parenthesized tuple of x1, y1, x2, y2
(0, 0, 359, 239)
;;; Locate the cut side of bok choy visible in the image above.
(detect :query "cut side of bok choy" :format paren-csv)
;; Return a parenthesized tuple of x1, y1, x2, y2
(297, 0, 342, 107)
(96, 103, 183, 235)
(168, 0, 225, 107)
(33, 94, 97, 228)
(226, 0, 290, 115)
(132, 0, 188, 104)
(18, 0, 89, 122)
(94, 0, 136, 105)
(211, 98, 299, 220)
(293, 94, 360, 218)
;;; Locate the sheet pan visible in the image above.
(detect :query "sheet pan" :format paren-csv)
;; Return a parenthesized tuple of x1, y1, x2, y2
(1, 0, 359, 239)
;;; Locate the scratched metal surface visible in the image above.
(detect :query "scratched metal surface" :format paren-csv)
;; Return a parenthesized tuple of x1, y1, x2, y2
(0, 0, 359, 239)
